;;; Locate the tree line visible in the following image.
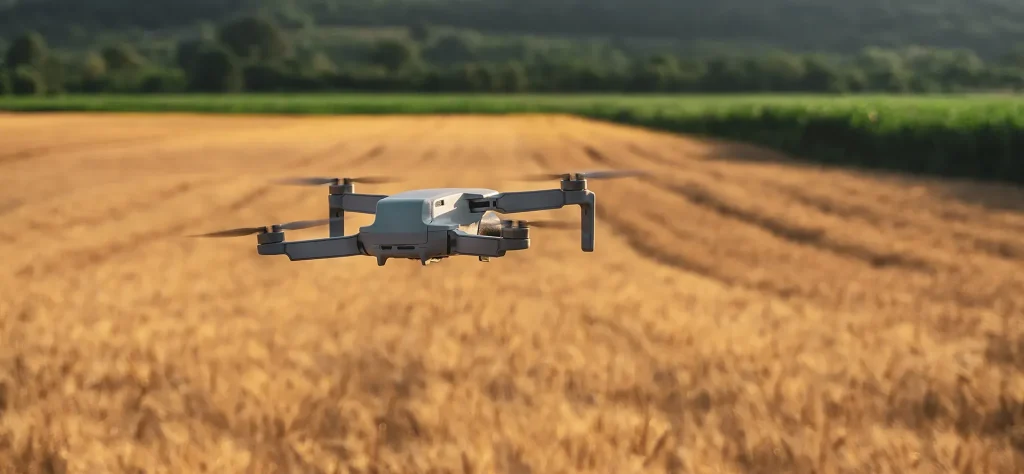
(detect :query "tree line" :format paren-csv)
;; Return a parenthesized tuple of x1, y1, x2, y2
(3, 16, 1024, 95)
(4, 0, 1024, 57)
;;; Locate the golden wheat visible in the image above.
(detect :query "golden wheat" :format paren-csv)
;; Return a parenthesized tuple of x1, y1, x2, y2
(0, 113, 1021, 474)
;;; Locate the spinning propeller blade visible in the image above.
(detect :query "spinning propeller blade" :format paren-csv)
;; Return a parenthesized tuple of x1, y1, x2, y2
(578, 169, 650, 180)
(189, 226, 269, 238)
(518, 169, 649, 182)
(189, 217, 342, 238)
(519, 173, 571, 181)
(273, 175, 398, 186)
(277, 218, 339, 231)
(348, 176, 399, 184)
(273, 177, 339, 186)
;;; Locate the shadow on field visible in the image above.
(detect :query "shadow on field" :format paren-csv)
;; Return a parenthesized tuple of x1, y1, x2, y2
(932, 181, 1024, 213)
(698, 141, 799, 165)
(699, 140, 1024, 216)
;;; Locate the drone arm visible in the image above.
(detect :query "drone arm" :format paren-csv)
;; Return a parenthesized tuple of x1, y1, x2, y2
(257, 235, 365, 261)
(329, 193, 387, 214)
(489, 189, 567, 213)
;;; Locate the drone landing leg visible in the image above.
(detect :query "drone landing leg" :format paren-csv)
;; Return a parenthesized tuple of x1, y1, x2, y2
(574, 192, 595, 252)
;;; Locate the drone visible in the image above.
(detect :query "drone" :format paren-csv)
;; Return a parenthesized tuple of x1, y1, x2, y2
(192, 170, 646, 266)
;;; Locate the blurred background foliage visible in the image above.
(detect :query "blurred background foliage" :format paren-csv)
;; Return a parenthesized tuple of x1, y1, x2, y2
(3, 0, 1024, 183)
(2, 0, 1024, 94)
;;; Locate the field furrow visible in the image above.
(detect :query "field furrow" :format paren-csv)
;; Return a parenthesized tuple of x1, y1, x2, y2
(1, 113, 1021, 474)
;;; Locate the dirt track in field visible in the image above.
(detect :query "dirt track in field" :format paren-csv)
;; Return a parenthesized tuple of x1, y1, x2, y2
(1, 113, 1022, 473)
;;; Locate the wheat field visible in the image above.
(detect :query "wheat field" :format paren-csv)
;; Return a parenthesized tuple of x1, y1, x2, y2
(0, 113, 1022, 474)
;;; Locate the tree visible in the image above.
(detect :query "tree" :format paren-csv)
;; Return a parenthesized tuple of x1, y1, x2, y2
(1000, 44, 1024, 68)
(500, 61, 528, 92)
(175, 39, 209, 74)
(307, 52, 337, 75)
(701, 57, 748, 92)
(424, 34, 477, 64)
(140, 70, 186, 93)
(628, 58, 673, 92)
(217, 15, 290, 63)
(78, 52, 108, 92)
(81, 52, 107, 79)
(800, 55, 845, 92)
(855, 48, 910, 92)
(843, 68, 870, 92)
(459, 64, 492, 91)
(40, 56, 64, 94)
(369, 39, 419, 73)
(187, 44, 243, 92)
(242, 63, 290, 92)
(747, 52, 806, 91)
(629, 54, 702, 92)
(409, 21, 432, 42)
(11, 66, 45, 95)
(0, 72, 10, 95)
(939, 49, 985, 89)
(101, 44, 146, 71)
(4, 31, 47, 70)
(198, 21, 218, 42)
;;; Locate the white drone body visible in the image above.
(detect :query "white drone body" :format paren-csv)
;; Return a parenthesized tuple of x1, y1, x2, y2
(198, 171, 644, 266)
(356, 188, 504, 263)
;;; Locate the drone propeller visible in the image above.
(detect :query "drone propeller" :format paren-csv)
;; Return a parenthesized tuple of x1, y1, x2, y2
(519, 169, 649, 182)
(273, 176, 398, 186)
(501, 219, 576, 230)
(189, 217, 342, 238)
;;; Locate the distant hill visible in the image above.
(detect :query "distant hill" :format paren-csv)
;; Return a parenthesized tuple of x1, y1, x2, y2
(2, 0, 1024, 56)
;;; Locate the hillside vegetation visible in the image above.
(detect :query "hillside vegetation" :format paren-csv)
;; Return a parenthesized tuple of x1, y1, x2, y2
(3, 14, 1024, 99)
(3, 0, 1024, 57)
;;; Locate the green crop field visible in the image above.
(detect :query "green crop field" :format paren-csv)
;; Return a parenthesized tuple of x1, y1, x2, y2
(3, 93, 1022, 115)
(2, 93, 1023, 184)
